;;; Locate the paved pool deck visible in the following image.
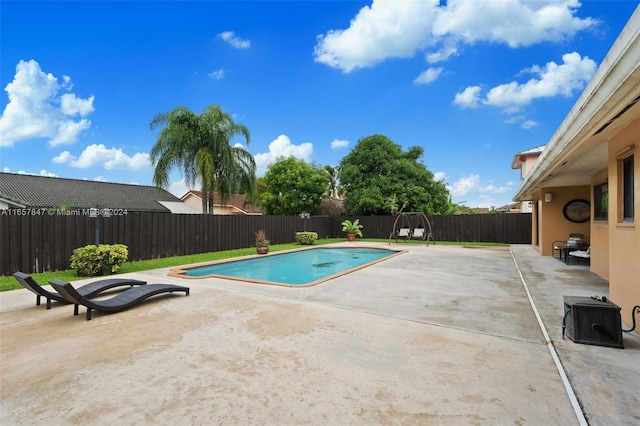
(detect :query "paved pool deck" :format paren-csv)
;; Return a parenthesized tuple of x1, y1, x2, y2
(1, 243, 638, 425)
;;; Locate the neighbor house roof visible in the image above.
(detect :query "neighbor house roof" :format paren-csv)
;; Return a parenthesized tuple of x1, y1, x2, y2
(182, 190, 263, 214)
(0, 172, 195, 213)
(511, 145, 545, 170)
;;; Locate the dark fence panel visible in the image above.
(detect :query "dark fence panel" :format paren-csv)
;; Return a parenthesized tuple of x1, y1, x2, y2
(0, 212, 531, 275)
(336, 214, 531, 243)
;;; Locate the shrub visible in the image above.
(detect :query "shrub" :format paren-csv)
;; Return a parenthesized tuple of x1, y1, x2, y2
(295, 232, 318, 245)
(70, 244, 129, 277)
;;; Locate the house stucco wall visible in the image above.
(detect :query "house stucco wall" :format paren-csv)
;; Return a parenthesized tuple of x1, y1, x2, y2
(181, 193, 245, 215)
(182, 193, 202, 212)
(590, 169, 609, 280)
(607, 120, 639, 327)
(518, 154, 542, 214)
(536, 186, 591, 256)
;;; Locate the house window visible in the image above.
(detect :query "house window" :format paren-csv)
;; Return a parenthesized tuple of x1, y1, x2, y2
(593, 182, 608, 221)
(622, 155, 634, 222)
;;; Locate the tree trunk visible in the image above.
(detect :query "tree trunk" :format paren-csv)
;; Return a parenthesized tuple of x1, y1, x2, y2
(207, 190, 214, 215)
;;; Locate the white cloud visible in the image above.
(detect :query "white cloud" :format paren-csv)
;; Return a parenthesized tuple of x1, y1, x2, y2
(60, 93, 95, 116)
(449, 174, 480, 197)
(520, 120, 539, 129)
(254, 134, 313, 176)
(0, 59, 95, 147)
(209, 69, 225, 80)
(331, 139, 349, 150)
(483, 52, 596, 109)
(50, 118, 92, 145)
(426, 43, 458, 63)
(505, 115, 540, 129)
(447, 174, 514, 197)
(313, 0, 597, 73)
(52, 151, 75, 164)
(218, 31, 251, 49)
(453, 86, 481, 108)
(433, 171, 446, 182)
(433, 0, 597, 48)
(414, 67, 443, 85)
(5, 168, 58, 177)
(454, 52, 595, 113)
(54, 144, 150, 170)
(314, 0, 437, 73)
(168, 178, 191, 198)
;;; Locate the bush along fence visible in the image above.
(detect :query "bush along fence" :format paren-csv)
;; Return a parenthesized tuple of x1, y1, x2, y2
(0, 212, 531, 275)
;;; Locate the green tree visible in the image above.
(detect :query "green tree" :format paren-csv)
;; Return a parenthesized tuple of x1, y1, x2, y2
(323, 165, 341, 198)
(149, 104, 255, 214)
(339, 134, 450, 215)
(445, 200, 463, 215)
(259, 157, 327, 215)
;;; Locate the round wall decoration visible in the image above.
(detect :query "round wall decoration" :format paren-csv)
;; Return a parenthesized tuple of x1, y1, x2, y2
(563, 199, 590, 223)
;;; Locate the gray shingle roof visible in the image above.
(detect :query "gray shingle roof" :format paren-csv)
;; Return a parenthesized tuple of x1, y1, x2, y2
(0, 173, 182, 212)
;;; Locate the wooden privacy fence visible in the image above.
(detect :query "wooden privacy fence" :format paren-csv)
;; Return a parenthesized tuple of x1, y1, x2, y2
(0, 212, 531, 275)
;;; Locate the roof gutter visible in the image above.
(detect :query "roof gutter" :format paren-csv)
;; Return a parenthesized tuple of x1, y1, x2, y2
(513, 6, 640, 201)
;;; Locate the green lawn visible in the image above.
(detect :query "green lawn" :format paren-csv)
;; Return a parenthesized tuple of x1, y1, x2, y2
(0, 239, 507, 292)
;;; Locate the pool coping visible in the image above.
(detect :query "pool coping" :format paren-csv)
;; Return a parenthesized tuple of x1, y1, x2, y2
(167, 245, 407, 287)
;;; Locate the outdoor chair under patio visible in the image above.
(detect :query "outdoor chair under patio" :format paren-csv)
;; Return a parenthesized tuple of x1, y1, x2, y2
(12, 271, 147, 309)
(552, 233, 587, 263)
(568, 247, 591, 265)
(49, 279, 190, 320)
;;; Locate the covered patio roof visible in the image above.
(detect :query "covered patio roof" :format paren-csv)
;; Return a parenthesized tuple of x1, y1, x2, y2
(513, 7, 640, 201)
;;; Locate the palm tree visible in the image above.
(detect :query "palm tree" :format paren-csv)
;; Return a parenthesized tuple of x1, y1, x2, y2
(324, 165, 341, 199)
(149, 104, 256, 214)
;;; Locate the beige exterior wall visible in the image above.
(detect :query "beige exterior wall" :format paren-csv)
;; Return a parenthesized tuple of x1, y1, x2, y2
(519, 155, 542, 214)
(535, 186, 591, 256)
(590, 169, 609, 280)
(607, 120, 639, 327)
(181, 193, 245, 215)
(522, 155, 540, 180)
(182, 193, 202, 212)
(529, 120, 639, 327)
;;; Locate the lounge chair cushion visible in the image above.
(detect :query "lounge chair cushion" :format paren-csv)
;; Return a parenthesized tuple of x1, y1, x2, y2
(397, 228, 410, 238)
(569, 248, 590, 258)
(568, 247, 591, 265)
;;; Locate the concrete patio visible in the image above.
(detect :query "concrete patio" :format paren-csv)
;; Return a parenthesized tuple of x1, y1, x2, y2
(1, 243, 638, 425)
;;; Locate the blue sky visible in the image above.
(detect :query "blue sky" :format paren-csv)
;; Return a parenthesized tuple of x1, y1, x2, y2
(1, 1, 638, 208)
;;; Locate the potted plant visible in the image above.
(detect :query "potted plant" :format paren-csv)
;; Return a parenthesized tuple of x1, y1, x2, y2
(255, 229, 270, 254)
(341, 219, 363, 242)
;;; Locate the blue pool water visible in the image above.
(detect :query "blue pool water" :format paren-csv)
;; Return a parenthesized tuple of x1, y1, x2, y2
(182, 247, 401, 286)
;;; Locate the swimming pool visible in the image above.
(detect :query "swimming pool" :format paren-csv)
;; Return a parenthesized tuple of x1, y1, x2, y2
(169, 247, 404, 287)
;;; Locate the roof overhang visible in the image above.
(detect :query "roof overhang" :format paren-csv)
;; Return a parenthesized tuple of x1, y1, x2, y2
(0, 197, 26, 208)
(157, 201, 201, 214)
(513, 7, 640, 201)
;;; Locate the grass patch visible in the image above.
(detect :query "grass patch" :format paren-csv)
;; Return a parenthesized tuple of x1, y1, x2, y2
(0, 238, 508, 292)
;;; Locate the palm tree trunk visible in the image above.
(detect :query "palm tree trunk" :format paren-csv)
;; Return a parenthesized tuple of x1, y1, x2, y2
(207, 190, 215, 215)
(201, 188, 207, 214)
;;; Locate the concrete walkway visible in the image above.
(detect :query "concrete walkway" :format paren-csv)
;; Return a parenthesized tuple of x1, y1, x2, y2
(1, 243, 638, 425)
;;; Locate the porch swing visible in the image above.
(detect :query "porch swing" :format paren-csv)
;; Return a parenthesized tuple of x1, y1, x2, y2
(388, 210, 434, 246)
